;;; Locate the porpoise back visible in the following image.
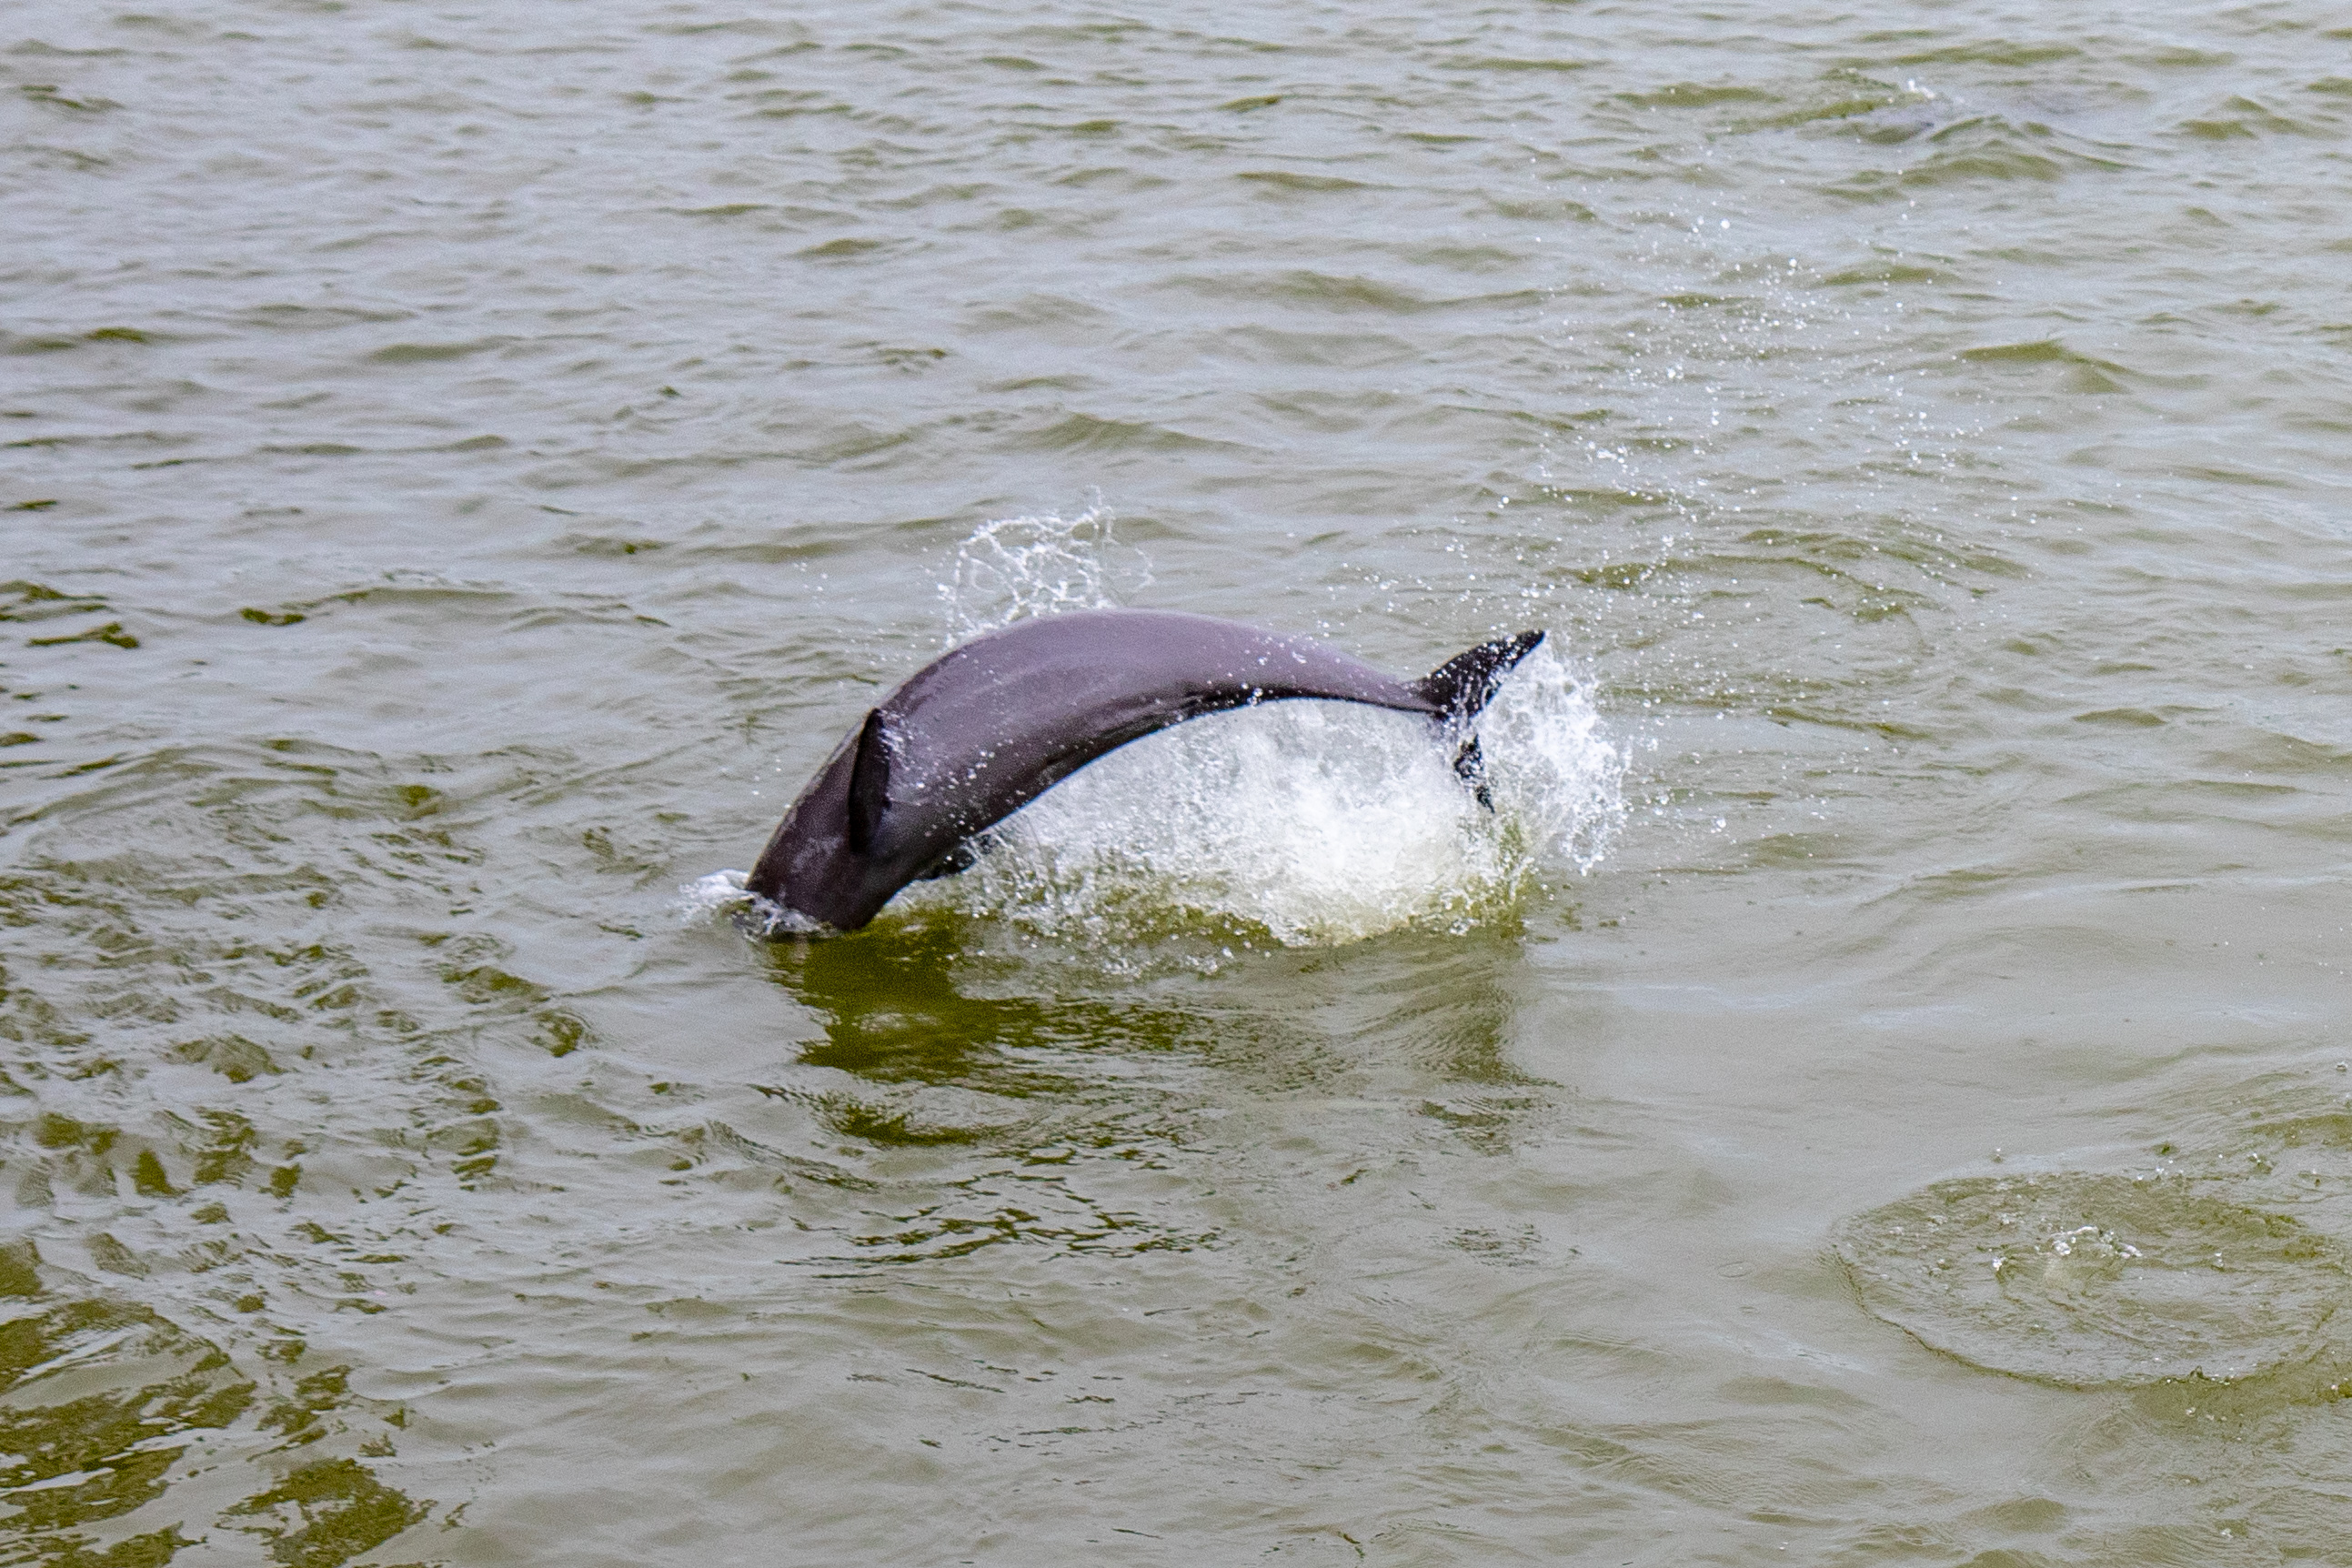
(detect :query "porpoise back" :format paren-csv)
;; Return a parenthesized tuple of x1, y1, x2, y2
(748, 609, 1543, 931)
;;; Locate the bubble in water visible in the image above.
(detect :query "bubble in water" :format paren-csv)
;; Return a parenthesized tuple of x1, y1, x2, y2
(1834, 1171, 2352, 1387)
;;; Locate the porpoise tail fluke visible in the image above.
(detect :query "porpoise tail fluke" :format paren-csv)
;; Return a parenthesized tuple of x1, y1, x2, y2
(1412, 629, 1548, 722)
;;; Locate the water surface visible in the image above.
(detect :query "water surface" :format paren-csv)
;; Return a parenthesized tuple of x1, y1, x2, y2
(6, 1, 2352, 1563)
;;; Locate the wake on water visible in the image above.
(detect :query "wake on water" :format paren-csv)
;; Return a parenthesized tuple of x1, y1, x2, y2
(682, 509, 1624, 951)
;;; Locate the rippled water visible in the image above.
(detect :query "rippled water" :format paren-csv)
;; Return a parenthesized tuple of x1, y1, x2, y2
(7, 1, 2352, 1563)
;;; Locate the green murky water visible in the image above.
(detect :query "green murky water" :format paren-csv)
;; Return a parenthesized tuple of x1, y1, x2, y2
(6, 1, 2352, 1563)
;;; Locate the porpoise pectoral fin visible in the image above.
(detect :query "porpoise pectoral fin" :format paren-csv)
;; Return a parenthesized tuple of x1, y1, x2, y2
(1412, 629, 1545, 720)
(1451, 734, 1495, 810)
(846, 709, 892, 854)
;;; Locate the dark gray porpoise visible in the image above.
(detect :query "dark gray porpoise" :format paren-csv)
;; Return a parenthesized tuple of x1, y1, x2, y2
(747, 609, 1544, 932)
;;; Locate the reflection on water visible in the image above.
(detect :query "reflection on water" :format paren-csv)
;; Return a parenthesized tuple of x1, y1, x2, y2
(749, 911, 1543, 1272)
(768, 920, 1116, 1091)
(0, 1243, 430, 1567)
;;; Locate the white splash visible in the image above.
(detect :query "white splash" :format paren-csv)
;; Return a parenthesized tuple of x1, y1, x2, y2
(1474, 638, 1625, 876)
(672, 868, 824, 937)
(687, 510, 1626, 951)
(676, 868, 749, 921)
(917, 638, 1623, 948)
(939, 503, 1151, 639)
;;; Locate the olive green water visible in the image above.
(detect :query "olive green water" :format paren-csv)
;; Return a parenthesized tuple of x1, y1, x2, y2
(7, 2, 2352, 1563)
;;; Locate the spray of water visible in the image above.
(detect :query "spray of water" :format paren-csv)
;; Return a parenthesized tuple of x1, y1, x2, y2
(939, 503, 1150, 639)
(676, 868, 822, 939)
(685, 510, 1624, 950)
(913, 638, 1622, 949)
